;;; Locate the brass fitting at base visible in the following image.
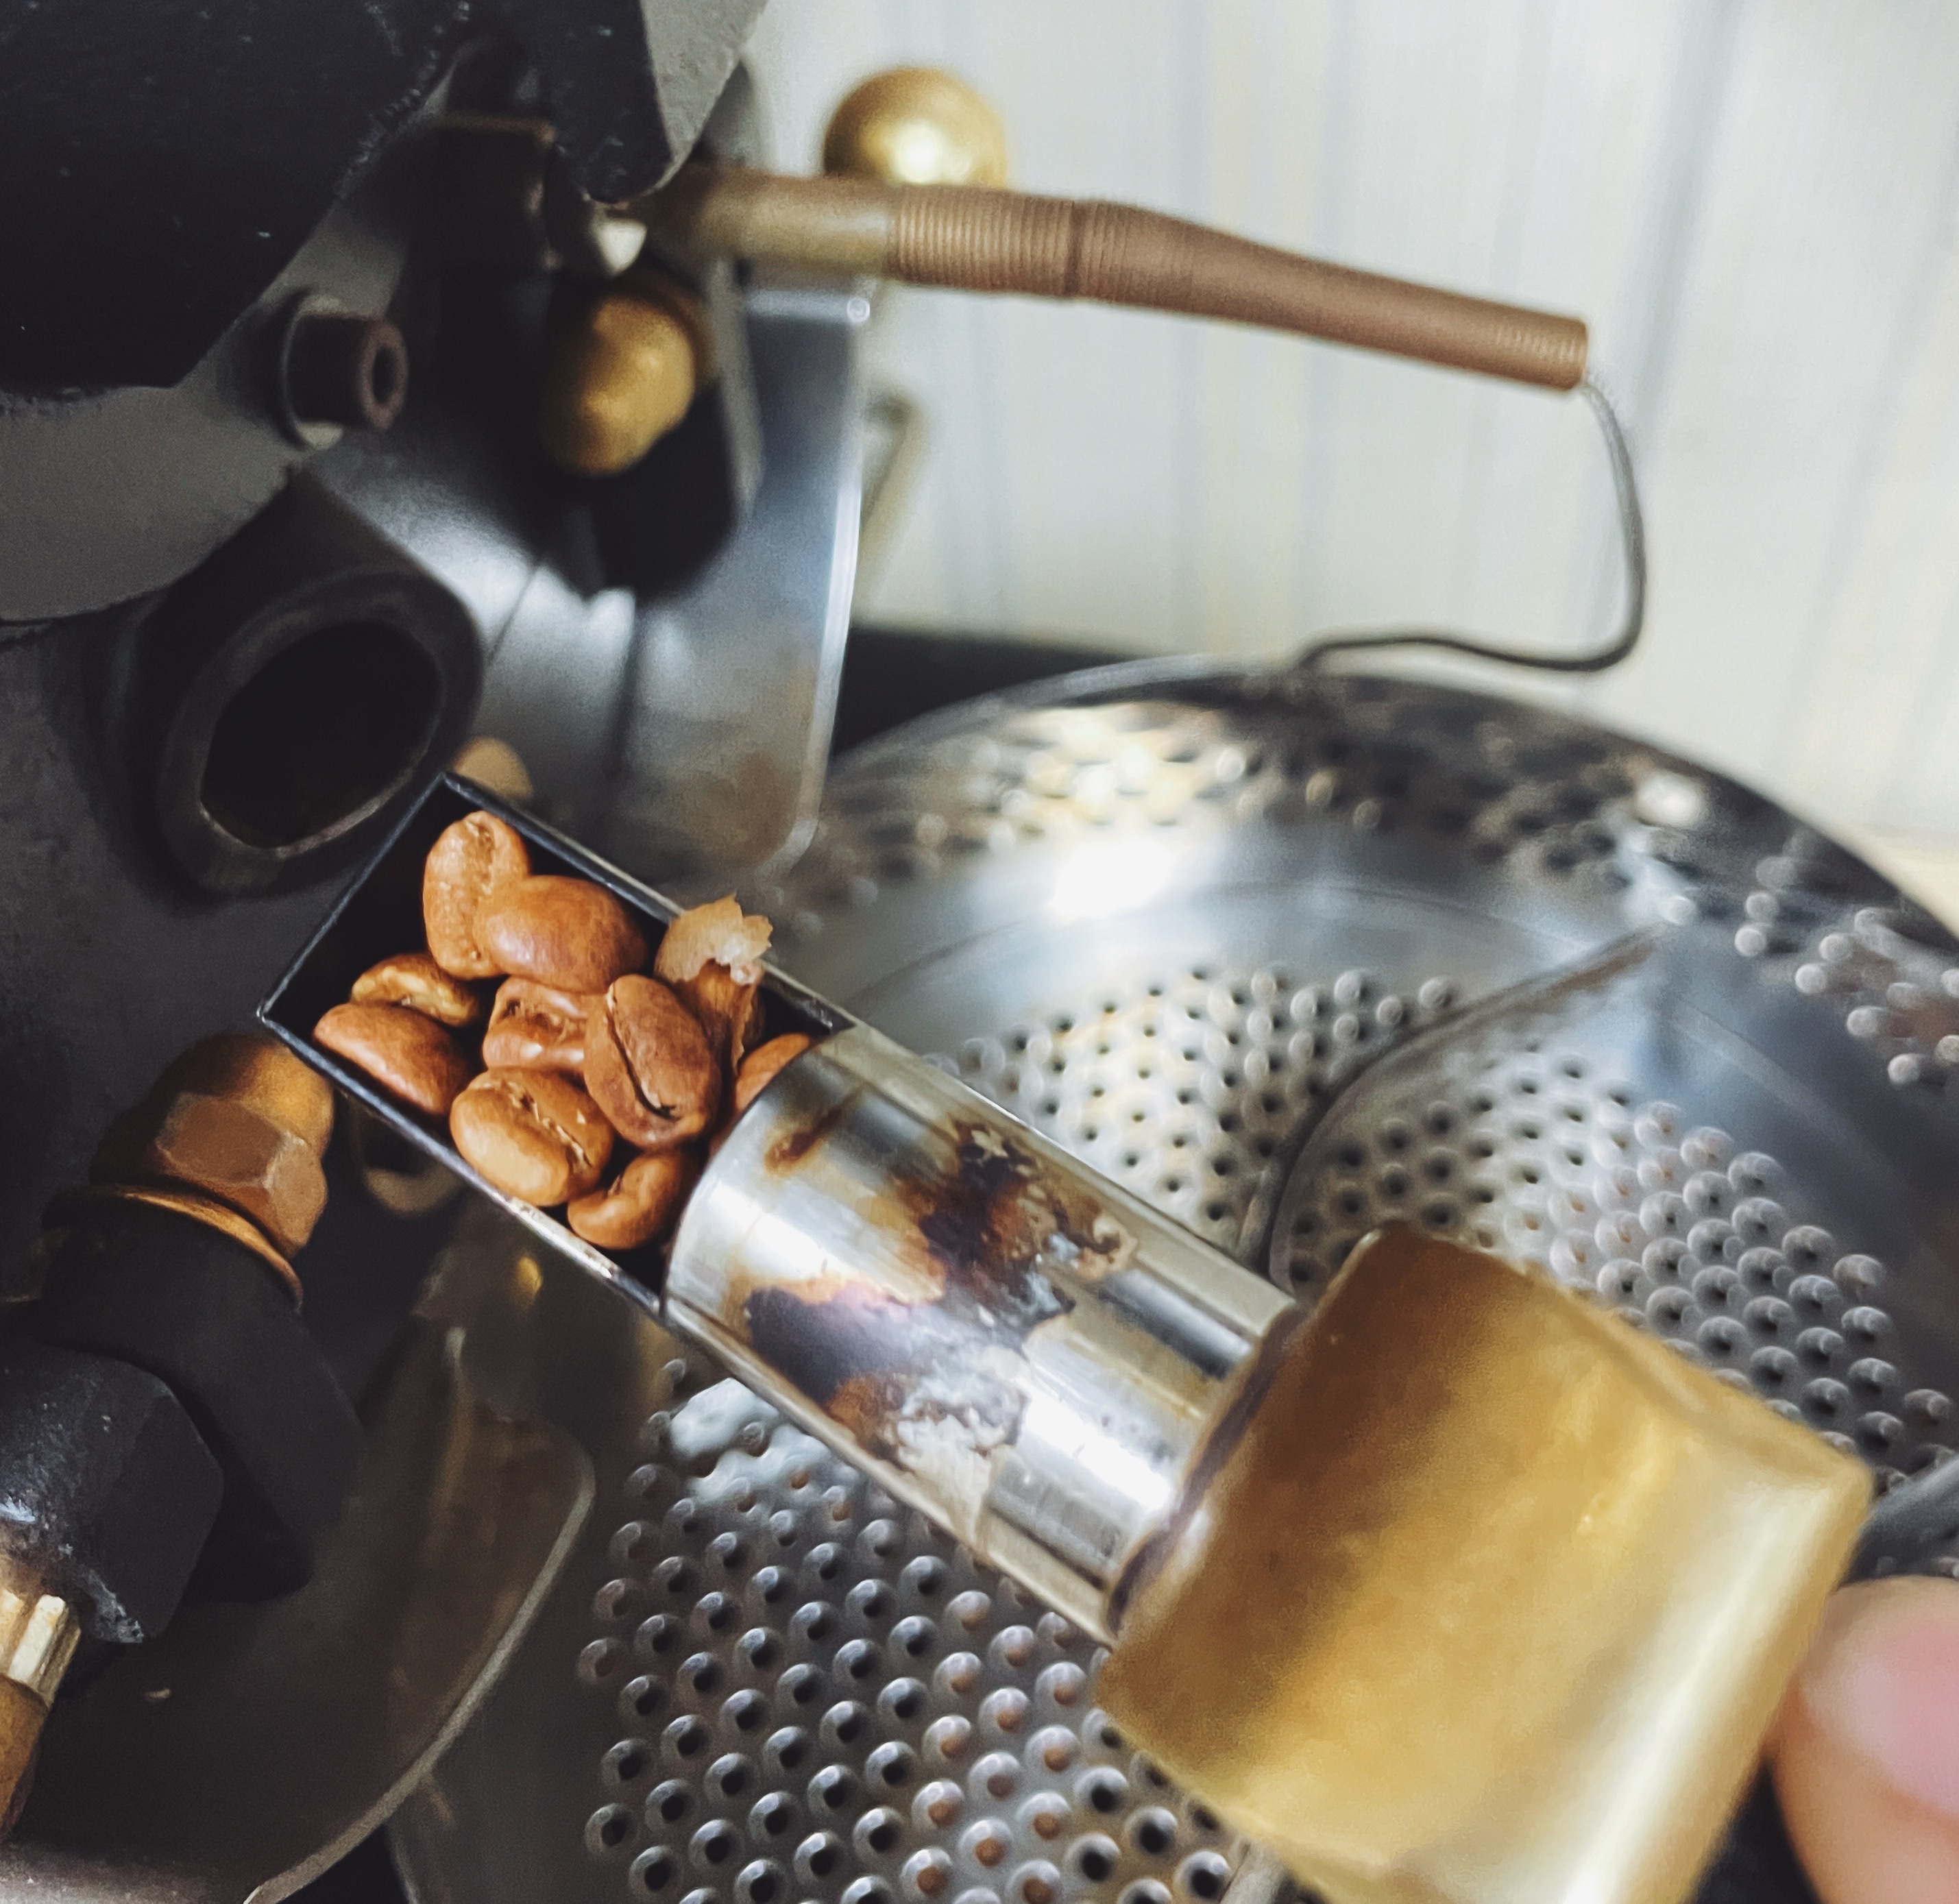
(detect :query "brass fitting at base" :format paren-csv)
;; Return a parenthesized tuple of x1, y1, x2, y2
(80, 1032, 336, 1302)
(42, 1184, 304, 1302)
(0, 1555, 80, 1830)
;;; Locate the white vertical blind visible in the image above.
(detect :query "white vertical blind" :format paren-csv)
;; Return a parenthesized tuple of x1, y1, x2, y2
(745, 1, 1959, 853)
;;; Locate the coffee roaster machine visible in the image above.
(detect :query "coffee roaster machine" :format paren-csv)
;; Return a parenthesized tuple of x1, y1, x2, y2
(3, 7, 1958, 1904)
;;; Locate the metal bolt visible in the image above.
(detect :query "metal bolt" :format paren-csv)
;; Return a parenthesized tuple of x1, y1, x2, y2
(284, 310, 409, 432)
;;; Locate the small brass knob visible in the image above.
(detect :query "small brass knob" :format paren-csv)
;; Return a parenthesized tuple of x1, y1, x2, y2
(537, 277, 703, 478)
(822, 67, 1008, 188)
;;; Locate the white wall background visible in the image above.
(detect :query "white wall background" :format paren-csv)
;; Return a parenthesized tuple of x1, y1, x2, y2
(746, 1, 1959, 879)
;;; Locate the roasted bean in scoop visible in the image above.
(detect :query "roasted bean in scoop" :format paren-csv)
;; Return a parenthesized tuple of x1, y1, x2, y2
(584, 975, 719, 1149)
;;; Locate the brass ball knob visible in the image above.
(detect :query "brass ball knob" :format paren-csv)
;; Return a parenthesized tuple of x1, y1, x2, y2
(537, 278, 703, 479)
(822, 67, 1008, 189)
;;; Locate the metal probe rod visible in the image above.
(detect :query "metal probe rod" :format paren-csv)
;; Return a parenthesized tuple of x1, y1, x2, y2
(638, 164, 1589, 391)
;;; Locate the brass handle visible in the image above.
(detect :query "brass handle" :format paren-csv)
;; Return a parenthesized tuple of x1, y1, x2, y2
(641, 166, 1587, 392)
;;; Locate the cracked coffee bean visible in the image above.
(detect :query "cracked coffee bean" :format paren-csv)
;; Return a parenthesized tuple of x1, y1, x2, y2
(568, 1149, 698, 1250)
(351, 951, 486, 1028)
(655, 896, 772, 1071)
(315, 1002, 473, 1116)
(450, 1066, 614, 1205)
(424, 811, 531, 979)
(483, 977, 594, 1072)
(584, 975, 719, 1149)
(732, 1034, 814, 1116)
(674, 961, 761, 1072)
(475, 876, 647, 994)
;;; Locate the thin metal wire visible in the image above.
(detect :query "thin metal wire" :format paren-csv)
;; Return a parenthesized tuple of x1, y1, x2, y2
(1298, 375, 1647, 675)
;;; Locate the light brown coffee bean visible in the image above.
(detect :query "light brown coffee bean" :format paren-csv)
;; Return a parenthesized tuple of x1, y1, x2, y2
(672, 960, 761, 1073)
(733, 1033, 814, 1116)
(351, 951, 487, 1028)
(583, 975, 719, 1149)
(482, 978, 594, 1071)
(475, 876, 647, 994)
(568, 1149, 698, 1251)
(424, 811, 531, 978)
(450, 1067, 613, 1206)
(315, 1002, 472, 1116)
(655, 897, 772, 1070)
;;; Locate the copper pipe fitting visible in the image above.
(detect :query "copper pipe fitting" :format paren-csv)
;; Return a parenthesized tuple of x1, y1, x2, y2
(641, 166, 1587, 392)
(75, 1032, 337, 1303)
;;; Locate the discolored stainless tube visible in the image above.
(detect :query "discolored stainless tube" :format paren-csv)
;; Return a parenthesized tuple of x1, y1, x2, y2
(665, 1023, 1293, 1642)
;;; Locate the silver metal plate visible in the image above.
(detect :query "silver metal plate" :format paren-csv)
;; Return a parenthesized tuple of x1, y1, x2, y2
(395, 663, 1959, 1904)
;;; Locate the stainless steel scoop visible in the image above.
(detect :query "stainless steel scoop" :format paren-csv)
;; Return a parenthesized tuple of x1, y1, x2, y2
(376, 662, 1959, 1904)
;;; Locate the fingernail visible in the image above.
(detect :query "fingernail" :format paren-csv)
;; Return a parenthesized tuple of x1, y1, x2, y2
(1800, 1577, 1959, 1822)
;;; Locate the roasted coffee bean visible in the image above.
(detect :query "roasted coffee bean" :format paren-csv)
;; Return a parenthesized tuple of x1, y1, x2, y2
(674, 961, 761, 1073)
(450, 1067, 613, 1206)
(583, 975, 719, 1149)
(483, 977, 594, 1072)
(351, 951, 486, 1028)
(315, 1002, 472, 1116)
(568, 1149, 698, 1251)
(475, 876, 647, 994)
(424, 811, 531, 978)
(655, 897, 772, 1072)
(733, 1033, 814, 1116)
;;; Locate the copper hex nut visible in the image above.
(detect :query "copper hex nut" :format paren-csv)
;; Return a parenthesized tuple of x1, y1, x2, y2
(149, 1032, 334, 1154)
(91, 1033, 336, 1258)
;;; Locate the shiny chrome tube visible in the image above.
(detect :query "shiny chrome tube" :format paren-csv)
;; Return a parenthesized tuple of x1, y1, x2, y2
(666, 1022, 1294, 1641)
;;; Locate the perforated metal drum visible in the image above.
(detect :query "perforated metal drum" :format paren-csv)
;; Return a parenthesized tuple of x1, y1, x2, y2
(391, 662, 1959, 1904)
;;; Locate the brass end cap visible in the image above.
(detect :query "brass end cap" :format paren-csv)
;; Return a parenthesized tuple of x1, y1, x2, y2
(537, 276, 703, 478)
(0, 1559, 79, 1834)
(88, 1032, 335, 1267)
(822, 67, 1008, 188)
(0, 1678, 46, 1836)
